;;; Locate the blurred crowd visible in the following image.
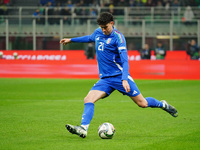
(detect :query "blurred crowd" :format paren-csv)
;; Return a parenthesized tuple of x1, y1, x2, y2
(0, 0, 9, 18)
(1, 0, 200, 25)
(30, 0, 200, 25)
(1, 0, 200, 7)
(39, 0, 200, 7)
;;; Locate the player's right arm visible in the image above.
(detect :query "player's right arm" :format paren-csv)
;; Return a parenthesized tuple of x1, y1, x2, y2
(60, 38, 71, 45)
(60, 30, 97, 45)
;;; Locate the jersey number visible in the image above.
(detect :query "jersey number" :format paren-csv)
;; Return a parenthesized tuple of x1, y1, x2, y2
(98, 42, 104, 51)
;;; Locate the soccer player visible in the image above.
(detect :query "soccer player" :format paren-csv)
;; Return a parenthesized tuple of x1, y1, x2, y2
(60, 12, 178, 138)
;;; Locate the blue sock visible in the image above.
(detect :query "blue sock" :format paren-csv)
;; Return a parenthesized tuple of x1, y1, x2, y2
(81, 102, 94, 129)
(145, 97, 163, 108)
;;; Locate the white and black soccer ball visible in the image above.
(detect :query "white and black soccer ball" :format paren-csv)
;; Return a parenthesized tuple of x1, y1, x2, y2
(98, 122, 115, 139)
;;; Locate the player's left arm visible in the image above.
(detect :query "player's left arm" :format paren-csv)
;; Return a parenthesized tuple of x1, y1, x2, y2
(117, 35, 130, 93)
(120, 51, 130, 93)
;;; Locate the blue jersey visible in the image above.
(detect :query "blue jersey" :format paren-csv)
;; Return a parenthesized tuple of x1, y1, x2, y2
(71, 27, 129, 80)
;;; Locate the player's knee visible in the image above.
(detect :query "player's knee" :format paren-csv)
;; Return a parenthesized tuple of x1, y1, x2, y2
(84, 96, 94, 103)
(137, 101, 148, 108)
(84, 96, 89, 103)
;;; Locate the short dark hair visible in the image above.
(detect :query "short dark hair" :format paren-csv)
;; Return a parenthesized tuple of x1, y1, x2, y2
(97, 12, 114, 25)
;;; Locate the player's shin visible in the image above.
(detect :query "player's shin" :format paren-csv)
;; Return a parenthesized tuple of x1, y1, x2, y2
(145, 97, 163, 108)
(81, 102, 94, 131)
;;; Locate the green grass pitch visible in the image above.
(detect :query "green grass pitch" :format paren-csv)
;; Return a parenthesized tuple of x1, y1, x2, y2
(0, 78, 200, 150)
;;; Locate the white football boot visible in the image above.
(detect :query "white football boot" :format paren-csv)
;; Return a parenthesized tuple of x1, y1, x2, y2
(65, 124, 87, 138)
(161, 100, 178, 117)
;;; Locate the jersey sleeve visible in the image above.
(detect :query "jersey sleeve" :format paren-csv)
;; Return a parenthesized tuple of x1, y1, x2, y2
(116, 33, 129, 81)
(71, 30, 97, 43)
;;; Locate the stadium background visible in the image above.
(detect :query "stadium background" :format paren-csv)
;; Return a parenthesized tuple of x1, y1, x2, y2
(0, 0, 200, 79)
(0, 1, 200, 150)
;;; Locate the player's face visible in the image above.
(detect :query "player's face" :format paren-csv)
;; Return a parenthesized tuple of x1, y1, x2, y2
(100, 21, 114, 35)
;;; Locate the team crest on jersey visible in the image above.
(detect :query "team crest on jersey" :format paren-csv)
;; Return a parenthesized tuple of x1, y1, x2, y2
(106, 38, 111, 44)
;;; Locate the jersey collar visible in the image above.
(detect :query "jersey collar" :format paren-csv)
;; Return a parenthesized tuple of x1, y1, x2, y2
(110, 27, 116, 36)
(104, 27, 115, 37)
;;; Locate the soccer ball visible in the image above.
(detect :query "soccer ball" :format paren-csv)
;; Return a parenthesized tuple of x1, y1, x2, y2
(98, 122, 115, 139)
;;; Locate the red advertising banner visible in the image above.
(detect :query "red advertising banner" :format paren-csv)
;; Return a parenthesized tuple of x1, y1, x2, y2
(0, 50, 199, 79)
